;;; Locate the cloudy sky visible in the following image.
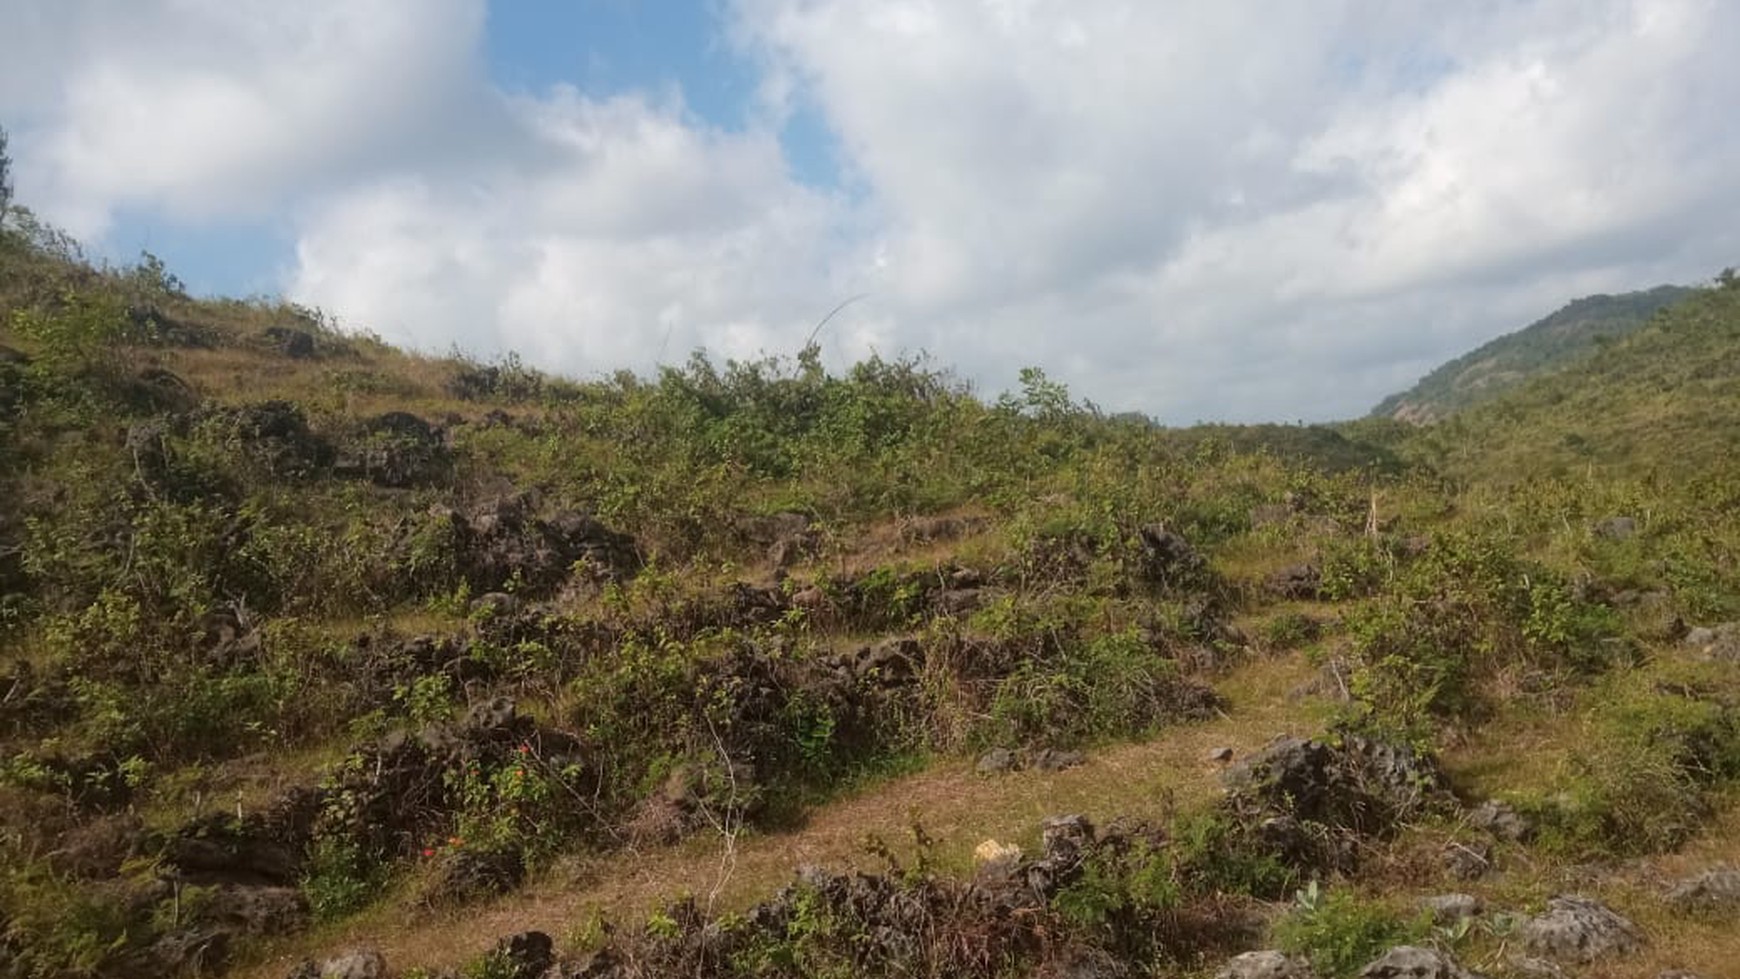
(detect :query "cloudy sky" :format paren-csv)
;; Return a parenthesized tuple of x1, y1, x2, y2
(5, 0, 1738, 422)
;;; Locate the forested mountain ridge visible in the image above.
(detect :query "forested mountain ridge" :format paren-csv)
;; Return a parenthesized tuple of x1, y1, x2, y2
(1404, 271, 1740, 482)
(1373, 284, 1695, 422)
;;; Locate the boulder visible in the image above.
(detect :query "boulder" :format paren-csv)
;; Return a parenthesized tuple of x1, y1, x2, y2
(1025, 814, 1094, 896)
(404, 491, 642, 598)
(1519, 895, 1641, 964)
(1030, 748, 1086, 772)
(1442, 840, 1492, 880)
(1134, 524, 1208, 589)
(1419, 893, 1483, 924)
(1223, 734, 1449, 835)
(1216, 950, 1313, 979)
(1682, 623, 1740, 662)
(430, 846, 525, 902)
(1357, 946, 1486, 979)
(1664, 867, 1740, 913)
(288, 947, 389, 979)
(196, 400, 334, 477)
(263, 325, 316, 358)
(976, 748, 1019, 776)
(162, 813, 306, 887)
(1468, 799, 1533, 842)
(486, 931, 554, 979)
(335, 411, 449, 488)
(1266, 564, 1322, 600)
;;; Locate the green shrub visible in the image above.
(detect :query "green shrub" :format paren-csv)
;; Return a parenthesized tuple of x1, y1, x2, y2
(1528, 663, 1740, 856)
(301, 835, 383, 922)
(1273, 883, 1429, 979)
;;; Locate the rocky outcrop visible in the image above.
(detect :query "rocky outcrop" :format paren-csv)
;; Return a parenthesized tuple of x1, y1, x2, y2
(1216, 950, 1314, 979)
(1468, 799, 1533, 842)
(1223, 734, 1450, 835)
(334, 411, 450, 487)
(1265, 564, 1322, 600)
(1518, 895, 1642, 965)
(1665, 866, 1740, 914)
(1133, 524, 1209, 589)
(1682, 623, 1740, 662)
(287, 947, 389, 979)
(1221, 734, 1452, 872)
(263, 325, 316, 358)
(404, 490, 642, 598)
(1357, 946, 1486, 979)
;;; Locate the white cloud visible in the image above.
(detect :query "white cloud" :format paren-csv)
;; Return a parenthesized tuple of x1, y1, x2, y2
(8, 0, 1740, 421)
(732, 0, 1740, 419)
(290, 89, 857, 373)
(5, 0, 484, 238)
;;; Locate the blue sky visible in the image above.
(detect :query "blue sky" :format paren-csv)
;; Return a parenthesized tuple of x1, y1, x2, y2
(95, 1, 844, 301)
(6, 0, 1740, 422)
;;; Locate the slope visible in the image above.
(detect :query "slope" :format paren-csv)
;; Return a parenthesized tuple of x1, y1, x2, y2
(7, 212, 1740, 979)
(1408, 272, 1740, 482)
(1372, 284, 1694, 422)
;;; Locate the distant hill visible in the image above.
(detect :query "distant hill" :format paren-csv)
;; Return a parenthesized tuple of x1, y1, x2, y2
(1410, 273, 1740, 480)
(1373, 285, 1695, 422)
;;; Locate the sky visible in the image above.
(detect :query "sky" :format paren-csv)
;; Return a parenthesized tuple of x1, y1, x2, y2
(4, 0, 1739, 423)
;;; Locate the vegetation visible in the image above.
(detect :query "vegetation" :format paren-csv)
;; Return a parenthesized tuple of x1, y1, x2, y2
(1, 164, 1738, 977)
(1372, 284, 1695, 422)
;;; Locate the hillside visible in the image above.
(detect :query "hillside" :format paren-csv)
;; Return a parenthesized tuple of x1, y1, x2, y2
(1372, 285, 1694, 422)
(4, 212, 1740, 979)
(1408, 272, 1740, 482)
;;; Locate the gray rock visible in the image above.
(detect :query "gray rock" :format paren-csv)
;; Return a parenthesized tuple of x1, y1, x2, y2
(1664, 866, 1740, 913)
(1419, 893, 1483, 924)
(1207, 746, 1236, 764)
(1266, 564, 1323, 600)
(1469, 799, 1533, 842)
(1443, 840, 1492, 879)
(1654, 972, 1710, 979)
(1041, 814, 1095, 861)
(1222, 734, 1449, 835)
(1519, 895, 1642, 964)
(1030, 748, 1086, 772)
(1357, 946, 1486, 979)
(295, 948, 387, 979)
(1215, 949, 1313, 979)
(469, 591, 521, 619)
(263, 325, 316, 358)
(1682, 623, 1740, 662)
(1134, 524, 1207, 588)
(976, 748, 1019, 775)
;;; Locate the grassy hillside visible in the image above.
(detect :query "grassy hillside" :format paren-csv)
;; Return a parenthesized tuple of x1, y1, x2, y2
(4, 211, 1740, 979)
(1407, 272, 1740, 482)
(1372, 285, 1694, 422)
